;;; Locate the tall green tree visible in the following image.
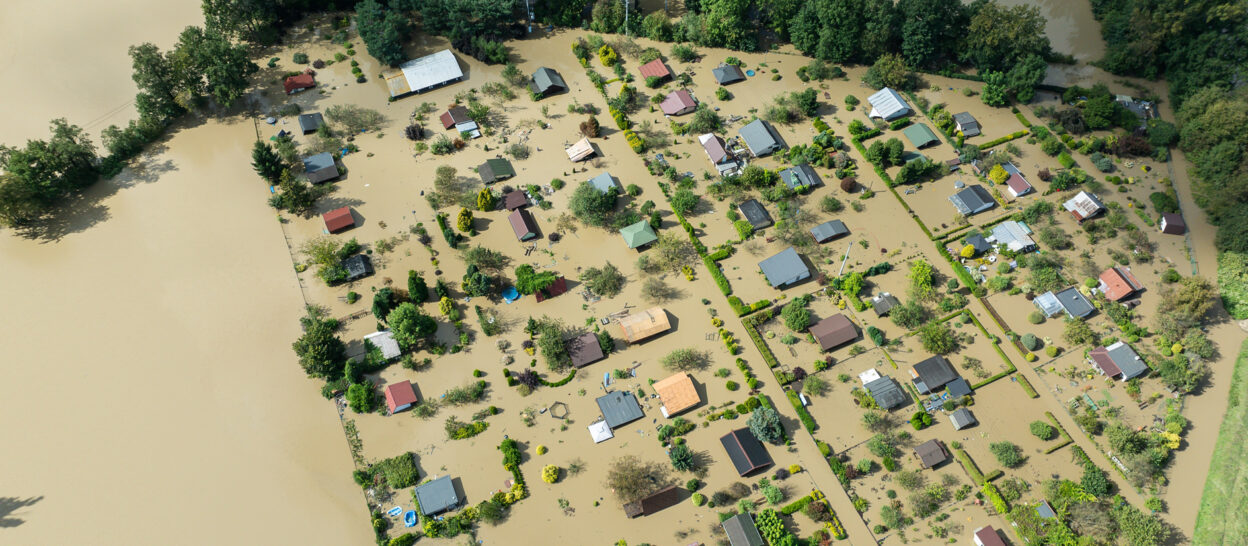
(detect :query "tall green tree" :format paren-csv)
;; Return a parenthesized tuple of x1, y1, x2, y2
(173, 26, 259, 107)
(292, 308, 348, 379)
(962, 1, 1049, 71)
(418, 0, 520, 41)
(791, 0, 863, 63)
(357, 0, 409, 66)
(201, 0, 281, 44)
(1005, 54, 1048, 103)
(860, 0, 900, 61)
(897, 0, 965, 68)
(0, 119, 99, 227)
(568, 181, 618, 227)
(387, 302, 438, 349)
(980, 70, 1008, 106)
(129, 43, 187, 122)
(251, 140, 285, 183)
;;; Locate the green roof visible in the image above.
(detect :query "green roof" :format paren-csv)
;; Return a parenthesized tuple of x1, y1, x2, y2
(620, 220, 658, 248)
(902, 123, 940, 148)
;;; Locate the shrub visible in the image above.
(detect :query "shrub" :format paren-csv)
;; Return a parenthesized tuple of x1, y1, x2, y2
(1030, 421, 1055, 440)
(541, 464, 559, 484)
(536, 445, 548, 455)
(1058, 152, 1075, 169)
(293, 52, 309, 64)
(1027, 311, 1045, 324)
(1020, 333, 1040, 351)
(716, 87, 730, 100)
(989, 442, 1025, 468)
(692, 493, 706, 506)
(726, 380, 739, 391)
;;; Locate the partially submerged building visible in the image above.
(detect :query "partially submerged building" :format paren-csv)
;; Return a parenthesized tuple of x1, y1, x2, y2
(1002, 162, 1033, 197)
(949, 408, 977, 430)
(588, 171, 622, 194)
(903, 124, 940, 149)
(619, 219, 658, 250)
(810, 219, 849, 243)
(439, 105, 479, 138)
(699, 133, 741, 176)
(864, 375, 907, 410)
(284, 72, 315, 94)
(1089, 341, 1149, 381)
(477, 158, 516, 184)
(364, 330, 402, 361)
(1160, 212, 1186, 235)
(596, 391, 644, 428)
(529, 67, 567, 97)
(322, 206, 355, 233)
(384, 379, 418, 413)
(1064, 191, 1105, 223)
(384, 49, 464, 98)
(911, 355, 959, 394)
(1098, 266, 1143, 301)
(974, 526, 1008, 546)
(508, 208, 539, 241)
(622, 485, 681, 518)
(739, 119, 783, 157)
(720, 428, 773, 476)
(653, 372, 700, 418)
(914, 439, 949, 469)
(565, 137, 595, 162)
(303, 152, 340, 184)
(568, 332, 606, 368)
(810, 314, 858, 351)
(949, 185, 995, 216)
(618, 307, 671, 343)
(638, 58, 672, 82)
(779, 164, 823, 191)
(298, 112, 324, 134)
(659, 89, 698, 116)
(713, 64, 746, 85)
(1034, 287, 1095, 319)
(738, 199, 773, 229)
(953, 112, 981, 137)
(989, 220, 1036, 253)
(867, 87, 912, 120)
(759, 247, 811, 289)
(722, 512, 766, 546)
(342, 254, 373, 281)
(871, 293, 901, 317)
(413, 475, 460, 515)
(503, 190, 528, 210)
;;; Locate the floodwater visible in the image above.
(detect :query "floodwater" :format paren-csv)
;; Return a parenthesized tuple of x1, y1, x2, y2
(0, 1, 368, 544)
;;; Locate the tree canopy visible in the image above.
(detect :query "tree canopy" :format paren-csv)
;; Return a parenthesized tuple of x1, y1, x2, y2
(292, 307, 347, 379)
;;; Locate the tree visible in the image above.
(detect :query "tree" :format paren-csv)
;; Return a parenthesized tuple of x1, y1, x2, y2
(533, 319, 571, 371)
(172, 26, 258, 108)
(803, 375, 829, 397)
(762, 483, 785, 504)
(346, 383, 378, 413)
(670, 188, 700, 215)
(461, 265, 495, 297)
(201, 0, 280, 44)
(863, 53, 913, 90)
(476, 188, 497, 211)
(292, 308, 348, 379)
(962, 1, 1049, 71)
(661, 348, 709, 372)
(387, 303, 437, 350)
(569, 181, 618, 227)
(917, 321, 957, 354)
(1155, 276, 1216, 328)
(325, 105, 385, 134)
(514, 264, 558, 295)
(357, 0, 409, 66)
(987, 164, 1008, 184)
(781, 299, 812, 331)
(890, 301, 930, 330)
(749, 407, 785, 444)
(580, 262, 626, 297)
(268, 169, 327, 217)
(251, 141, 285, 183)
(1030, 420, 1054, 440)
(669, 443, 695, 471)
(461, 245, 508, 271)
(1080, 462, 1109, 497)
(907, 260, 937, 302)
(989, 441, 1025, 467)
(477, 499, 505, 524)
(897, 0, 965, 68)
(862, 411, 893, 433)
(128, 43, 186, 122)
(641, 278, 679, 303)
(1006, 54, 1048, 103)
(604, 455, 671, 504)
(1111, 502, 1171, 546)
(1063, 318, 1099, 347)
(980, 70, 1008, 107)
(0, 118, 99, 227)
(372, 288, 399, 322)
(408, 271, 429, 302)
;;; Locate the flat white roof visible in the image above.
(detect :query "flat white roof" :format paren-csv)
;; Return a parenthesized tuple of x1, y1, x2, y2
(859, 368, 881, 384)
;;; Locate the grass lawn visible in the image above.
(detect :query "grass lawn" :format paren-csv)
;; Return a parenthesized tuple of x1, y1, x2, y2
(1194, 338, 1248, 544)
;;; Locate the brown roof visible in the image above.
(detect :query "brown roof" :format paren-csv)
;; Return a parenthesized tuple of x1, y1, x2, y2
(975, 526, 1008, 546)
(639, 59, 672, 80)
(322, 206, 354, 232)
(618, 307, 671, 343)
(809, 314, 858, 351)
(284, 73, 315, 94)
(503, 191, 528, 210)
(384, 380, 418, 412)
(534, 276, 567, 302)
(439, 105, 469, 129)
(1089, 346, 1123, 377)
(508, 208, 538, 241)
(1161, 212, 1186, 234)
(654, 373, 700, 416)
(1098, 266, 1142, 301)
(914, 439, 948, 469)
(1006, 173, 1032, 196)
(622, 485, 682, 518)
(568, 332, 605, 368)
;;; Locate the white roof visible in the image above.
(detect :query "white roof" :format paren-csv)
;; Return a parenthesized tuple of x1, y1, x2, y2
(364, 330, 402, 360)
(989, 220, 1036, 252)
(1063, 191, 1105, 219)
(566, 137, 594, 161)
(454, 120, 480, 139)
(588, 420, 613, 443)
(397, 50, 463, 93)
(868, 88, 911, 120)
(858, 368, 882, 384)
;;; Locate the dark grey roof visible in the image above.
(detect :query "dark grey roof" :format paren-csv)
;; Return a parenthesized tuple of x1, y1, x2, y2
(871, 294, 900, 316)
(298, 113, 324, 133)
(414, 475, 459, 515)
(759, 247, 811, 288)
(720, 428, 773, 476)
(965, 233, 992, 253)
(810, 220, 849, 243)
(713, 64, 746, 85)
(478, 158, 515, 183)
(864, 376, 907, 409)
(1054, 287, 1095, 318)
(596, 391, 643, 428)
(738, 199, 772, 229)
(949, 185, 995, 215)
(946, 377, 973, 398)
(343, 254, 373, 281)
(914, 439, 949, 468)
(739, 119, 783, 156)
(953, 112, 980, 136)
(1104, 341, 1149, 379)
(530, 67, 567, 95)
(303, 152, 339, 184)
(949, 408, 977, 430)
(780, 164, 823, 190)
(913, 355, 958, 390)
(722, 512, 766, 546)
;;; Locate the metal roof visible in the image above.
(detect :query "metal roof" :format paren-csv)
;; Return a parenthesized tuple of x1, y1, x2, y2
(508, 208, 538, 241)
(1064, 191, 1105, 222)
(913, 355, 958, 389)
(810, 314, 858, 350)
(759, 247, 811, 288)
(390, 49, 463, 97)
(864, 376, 907, 409)
(867, 87, 911, 120)
(660, 89, 698, 115)
(810, 219, 848, 242)
(343, 254, 373, 281)
(588, 172, 620, 194)
(949, 185, 995, 215)
(478, 158, 515, 183)
(720, 428, 773, 476)
(620, 220, 658, 249)
(738, 199, 772, 229)
(414, 475, 459, 515)
(323, 206, 355, 232)
(713, 64, 746, 85)
(780, 164, 823, 189)
(953, 112, 980, 136)
(303, 152, 339, 184)
(298, 112, 324, 133)
(1090, 341, 1149, 380)
(722, 513, 766, 546)
(365, 330, 402, 360)
(530, 67, 567, 95)
(699, 133, 731, 164)
(739, 119, 782, 156)
(946, 377, 973, 398)
(1054, 287, 1095, 318)
(871, 293, 900, 316)
(596, 391, 644, 428)
(990, 221, 1035, 252)
(949, 408, 977, 430)
(902, 123, 940, 148)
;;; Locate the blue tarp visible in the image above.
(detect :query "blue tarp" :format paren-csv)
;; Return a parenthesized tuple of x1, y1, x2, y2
(502, 287, 520, 303)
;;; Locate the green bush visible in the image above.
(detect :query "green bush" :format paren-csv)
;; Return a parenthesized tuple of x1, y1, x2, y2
(726, 380, 739, 391)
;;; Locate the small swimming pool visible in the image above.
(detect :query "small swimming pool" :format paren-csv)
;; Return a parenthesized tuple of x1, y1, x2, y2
(745, 70, 756, 77)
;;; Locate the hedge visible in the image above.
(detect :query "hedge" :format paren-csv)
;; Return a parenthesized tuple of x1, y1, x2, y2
(744, 320, 781, 369)
(786, 389, 818, 433)
(728, 295, 771, 317)
(1016, 374, 1038, 398)
(780, 493, 814, 515)
(953, 447, 985, 484)
(971, 369, 1013, 389)
(706, 247, 733, 261)
(1014, 111, 1033, 128)
(984, 469, 1004, 482)
(982, 483, 1009, 514)
(978, 130, 1028, 150)
(539, 369, 576, 387)
(1042, 411, 1074, 453)
(705, 255, 733, 296)
(826, 456, 851, 488)
(888, 117, 912, 131)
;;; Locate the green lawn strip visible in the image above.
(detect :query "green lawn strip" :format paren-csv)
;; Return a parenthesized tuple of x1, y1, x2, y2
(1194, 339, 1248, 545)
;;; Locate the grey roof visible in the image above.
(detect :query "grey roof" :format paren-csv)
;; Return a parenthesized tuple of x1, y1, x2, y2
(414, 475, 459, 515)
(946, 377, 973, 398)
(303, 152, 339, 184)
(342, 254, 373, 281)
(965, 233, 992, 253)
(864, 376, 907, 409)
(1037, 501, 1058, 519)
(949, 185, 995, 215)
(720, 428, 773, 476)
(867, 87, 911, 120)
(953, 112, 980, 136)
(871, 293, 901, 316)
(990, 220, 1036, 252)
(1054, 287, 1095, 318)
(596, 391, 644, 428)
(364, 330, 402, 360)
(530, 67, 567, 95)
(298, 112, 324, 133)
(738, 199, 772, 229)
(713, 64, 746, 85)
(914, 439, 949, 468)
(949, 408, 977, 430)
(1105, 342, 1149, 379)
(739, 119, 783, 156)
(759, 247, 811, 288)
(810, 220, 848, 243)
(780, 164, 823, 190)
(913, 355, 958, 390)
(722, 513, 766, 546)
(588, 172, 621, 194)
(478, 158, 516, 183)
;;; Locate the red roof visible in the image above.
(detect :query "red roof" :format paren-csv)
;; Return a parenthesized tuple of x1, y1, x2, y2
(439, 106, 470, 129)
(535, 276, 567, 302)
(1005, 173, 1032, 196)
(1088, 346, 1122, 377)
(660, 89, 698, 115)
(322, 206, 355, 232)
(284, 73, 315, 94)
(639, 59, 672, 80)
(1098, 266, 1142, 301)
(384, 380, 418, 412)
